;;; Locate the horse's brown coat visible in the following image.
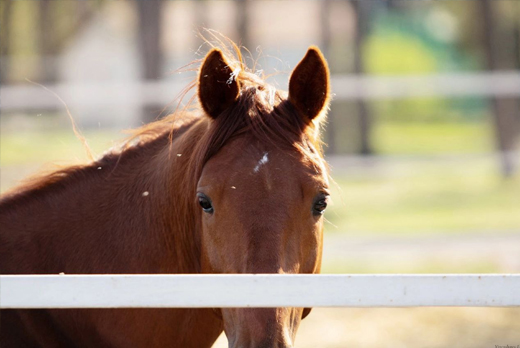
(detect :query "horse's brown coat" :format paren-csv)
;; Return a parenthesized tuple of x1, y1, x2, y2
(0, 42, 330, 348)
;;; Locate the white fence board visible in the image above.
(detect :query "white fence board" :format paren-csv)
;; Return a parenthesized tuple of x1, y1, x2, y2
(1, 274, 519, 309)
(2, 72, 519, 111)
(332, 71, 520, 99)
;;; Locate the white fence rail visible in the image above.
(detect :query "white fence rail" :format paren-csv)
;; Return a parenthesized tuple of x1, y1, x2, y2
(1, 274, 519, 309)
(2, 72, 519, 111)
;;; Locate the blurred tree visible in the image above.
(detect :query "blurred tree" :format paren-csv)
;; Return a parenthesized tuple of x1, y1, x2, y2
(38, 0, 56, 83)
(195, 0, 209, 31)
(2, 1, 98, 84)
(236, 0, 251, 54)
(0, 0, 12, 83)
(136, 0, 163, 124)
(479, 0, 520, 177)
(321, 0, 336, 154)
(352, 0, 373, 155)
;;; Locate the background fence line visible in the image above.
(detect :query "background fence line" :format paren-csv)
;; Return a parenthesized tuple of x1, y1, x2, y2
(2, 72, 520, 111)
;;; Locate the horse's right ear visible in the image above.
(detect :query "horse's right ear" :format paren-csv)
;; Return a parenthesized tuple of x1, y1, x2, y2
(198, 49, 240, 119)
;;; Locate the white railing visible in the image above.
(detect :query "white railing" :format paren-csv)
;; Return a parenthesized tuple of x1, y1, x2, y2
(1, 274, 519, 309)
(332, 71, 520, 99)
(1, 71, 519, 111)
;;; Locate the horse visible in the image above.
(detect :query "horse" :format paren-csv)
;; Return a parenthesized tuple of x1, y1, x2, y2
(0, 41, 331, 348)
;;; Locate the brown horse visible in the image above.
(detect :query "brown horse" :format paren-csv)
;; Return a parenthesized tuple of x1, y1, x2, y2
(0, 42, 331, 348)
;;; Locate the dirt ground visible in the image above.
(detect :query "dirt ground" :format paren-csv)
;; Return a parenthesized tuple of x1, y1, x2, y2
(213, 307, 520, 347)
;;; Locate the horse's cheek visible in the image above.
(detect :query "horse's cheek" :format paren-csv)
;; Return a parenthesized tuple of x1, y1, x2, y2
(200, 227, 220, 273)
(200, 222, 235, 273)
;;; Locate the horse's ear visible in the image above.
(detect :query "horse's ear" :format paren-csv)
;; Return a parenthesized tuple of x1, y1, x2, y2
(288, 46, 330, 121)
(198, 48, 240, 119)
(302, 307, 312, 319)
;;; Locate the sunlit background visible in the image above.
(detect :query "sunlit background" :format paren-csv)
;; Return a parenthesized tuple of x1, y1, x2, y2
(1, 1, 519, 347)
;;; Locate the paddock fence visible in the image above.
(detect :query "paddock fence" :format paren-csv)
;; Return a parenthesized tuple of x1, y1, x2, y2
(2, 72, 520, 112)
(1, 274, 519, 309)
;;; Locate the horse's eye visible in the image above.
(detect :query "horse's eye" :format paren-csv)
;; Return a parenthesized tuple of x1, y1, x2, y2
(312, 195, 329, 216)
(197, 193, 214, 214)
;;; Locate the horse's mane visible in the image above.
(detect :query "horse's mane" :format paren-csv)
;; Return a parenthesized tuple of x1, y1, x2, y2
(1, 32, 327, 205)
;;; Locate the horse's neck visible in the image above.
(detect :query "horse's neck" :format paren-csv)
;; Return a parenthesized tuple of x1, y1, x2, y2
(0, 119, 224, 346)
(0, 121, 203, 275)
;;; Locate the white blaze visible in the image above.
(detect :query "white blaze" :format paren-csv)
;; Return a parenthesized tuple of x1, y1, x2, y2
(253, 152, 269, 173)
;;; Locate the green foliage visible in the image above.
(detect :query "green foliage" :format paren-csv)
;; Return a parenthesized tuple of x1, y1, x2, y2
(362, 6, 487, 123)
(364, 31, 438, 75)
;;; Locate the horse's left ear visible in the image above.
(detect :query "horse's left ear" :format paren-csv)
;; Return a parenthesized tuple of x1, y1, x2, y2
(288, 46, 330, 121)
(199, 48, 240, 119)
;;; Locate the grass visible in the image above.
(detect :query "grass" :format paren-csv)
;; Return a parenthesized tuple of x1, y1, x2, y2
(0, 128, 125, 166)
(326, 157, 520, 235)
(373, 120, 494, 155)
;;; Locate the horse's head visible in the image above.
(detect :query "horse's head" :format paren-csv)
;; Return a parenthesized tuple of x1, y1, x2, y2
(195, 46, 330, 348)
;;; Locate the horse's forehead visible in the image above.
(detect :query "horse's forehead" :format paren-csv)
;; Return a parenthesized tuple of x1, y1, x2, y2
(200, 139, 324, 189)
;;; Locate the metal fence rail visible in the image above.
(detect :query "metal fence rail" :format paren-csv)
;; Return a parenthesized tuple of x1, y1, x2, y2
(1, 274, 519, 309)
